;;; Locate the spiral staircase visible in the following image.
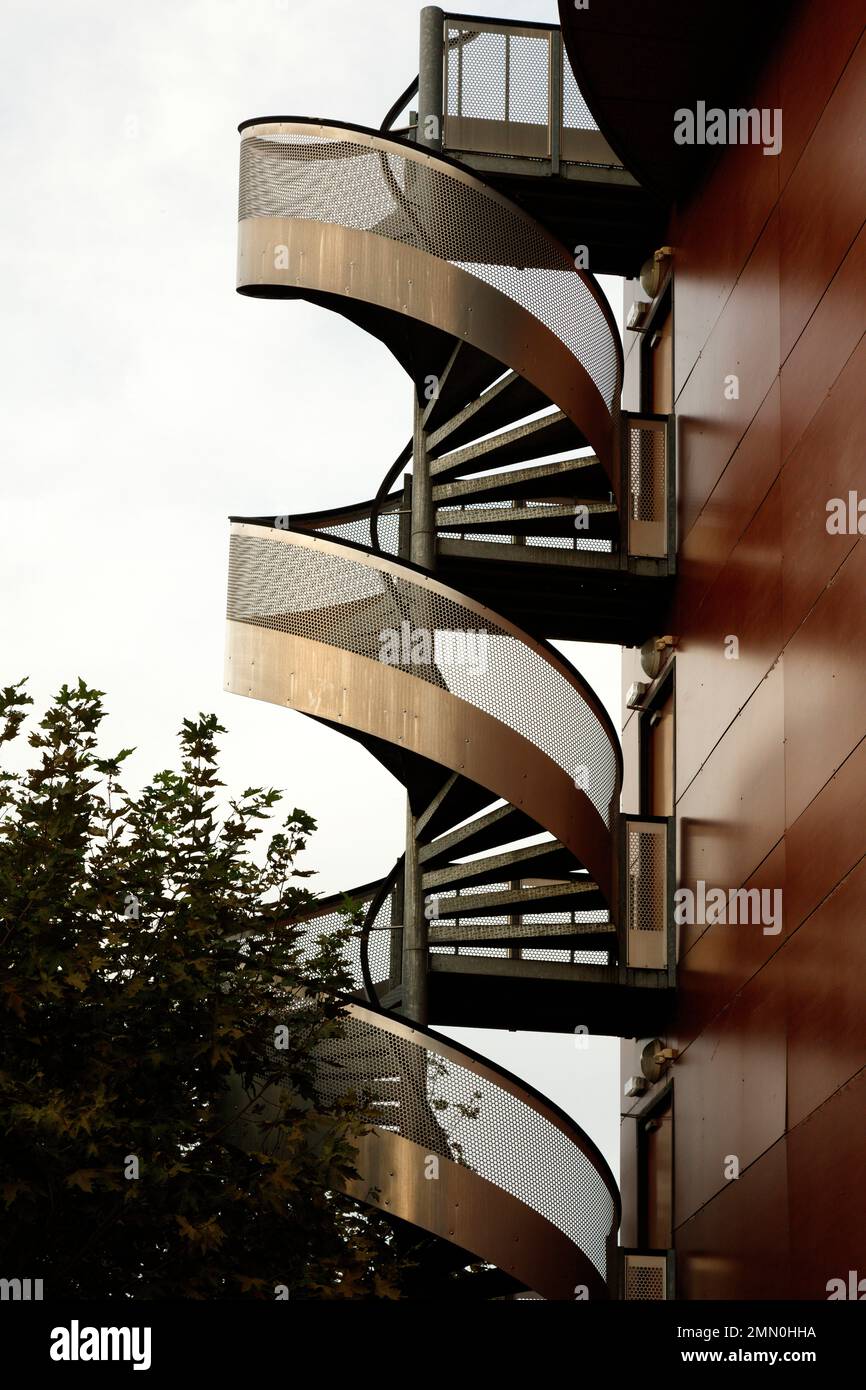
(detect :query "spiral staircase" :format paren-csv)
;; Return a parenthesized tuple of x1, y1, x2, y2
(224, 9, 675, 1300)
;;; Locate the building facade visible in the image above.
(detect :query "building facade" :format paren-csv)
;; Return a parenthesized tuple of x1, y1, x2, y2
(615, 0, 866, 1300)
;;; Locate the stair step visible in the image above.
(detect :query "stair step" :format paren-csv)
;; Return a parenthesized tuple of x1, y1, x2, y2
(430, 412, 588, 481)
(420, 341, 509, 437)
(430, 921, 613, 947)
(415, 777, 500, 844)
(435, 500, 617, 538)
(430, 455, 601, 505)
(428, 879, 603, 919)
(415, 772, 462, 838)
(428, 370, 549, 453)
(417, 803, 541, 865)
(428, 952, 619, 989)
(422, 838, 575, 890)
(437, 537, 619, 571)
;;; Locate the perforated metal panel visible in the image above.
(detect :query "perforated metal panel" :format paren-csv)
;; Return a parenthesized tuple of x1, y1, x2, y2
(304, 506, 401, 557)
(446, 24, 550, 127)
(301, 503, 613, 555)
(443, 21, 602, 155)
(228, 529, 619, 827)
(562, 50, 596, 131)
(627, 417, 668, 558)
(277, 887, 393, 993)
(435, 495, 615, 552)
(624, 819, 668, 969)
(624, 1254, 668, 1300)
(521, 947, 609, 964)
(239, 128, 620, 412)
(300, 1007, 618, 1279)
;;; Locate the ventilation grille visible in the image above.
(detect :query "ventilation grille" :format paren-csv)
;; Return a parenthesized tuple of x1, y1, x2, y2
(624, 1254, 668, 1300)
(628, 420, 667, 525)
(626, 825, 665, 934)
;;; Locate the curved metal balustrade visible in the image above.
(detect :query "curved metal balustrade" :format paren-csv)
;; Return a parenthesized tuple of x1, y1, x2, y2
(225, 523, 620, 901)
(227, 999, 619, 1300)
(236, 120, 622, 489)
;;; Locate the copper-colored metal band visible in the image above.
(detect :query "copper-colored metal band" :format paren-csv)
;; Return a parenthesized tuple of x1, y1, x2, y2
(345, 1128, 608, 1300)
(238, 217, 615, 491)
(225, 619, 612, 902)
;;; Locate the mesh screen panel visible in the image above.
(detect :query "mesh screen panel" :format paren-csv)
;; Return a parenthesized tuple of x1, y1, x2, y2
(521, 947, 609, 964)
(508, 33, 550, 125)
(445, 24, 598, 132)
(289, 888, 392, 991)
(627, 826, 666, 935)
(300, 503, 613, 555)
(297, 506, 401, 557)
(446, 27, 550, 126)
(448, 28, 508, 121)
(629, 421, 667, 524)
(239, 129, 619, 410)
(624, 1257, 667, 1300)
(306, 1009, 617, 1278)
(432, 944, 610, 964)
(228, 531, 618, 827)
(562, 51, 596, 130)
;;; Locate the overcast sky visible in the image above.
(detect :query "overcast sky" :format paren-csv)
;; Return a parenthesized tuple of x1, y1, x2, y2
(0, 0, 621, 1177)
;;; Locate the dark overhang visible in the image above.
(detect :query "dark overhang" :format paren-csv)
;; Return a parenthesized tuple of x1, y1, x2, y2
(559, 0, 800, 201)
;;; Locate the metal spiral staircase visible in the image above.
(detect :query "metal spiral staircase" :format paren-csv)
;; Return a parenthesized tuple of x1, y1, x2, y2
(224, 9, 674, 1300)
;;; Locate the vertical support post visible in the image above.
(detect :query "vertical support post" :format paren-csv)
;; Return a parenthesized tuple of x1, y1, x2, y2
(507, 878, 521, 960)
(398, 474, 412, 562)
(410, 393, 435, 570)
(389, 870, 404, 995)
(550, 29, 562, 172)
(404, 4, 441, 1027)
(402, 395, 434, 1025)
(418, 7, 445, 150)
(402, 803, 429, 1025)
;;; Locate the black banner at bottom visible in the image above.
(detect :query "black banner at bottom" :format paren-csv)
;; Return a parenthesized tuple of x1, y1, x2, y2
(1, 1297, 861, 1376)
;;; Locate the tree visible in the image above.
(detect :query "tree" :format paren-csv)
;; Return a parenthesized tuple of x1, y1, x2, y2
(0, 679, 404, 1299)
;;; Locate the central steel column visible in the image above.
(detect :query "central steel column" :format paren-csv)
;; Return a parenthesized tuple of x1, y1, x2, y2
(402, 370, 435, 1026)
(401, 9, 444, 1027)
(402, 804, 428, 1025)
(410, 394, 435, 570)
(417, 7, 445, 151)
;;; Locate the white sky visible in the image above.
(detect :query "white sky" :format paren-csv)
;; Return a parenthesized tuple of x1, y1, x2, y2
(0, 0, 620, 1178)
